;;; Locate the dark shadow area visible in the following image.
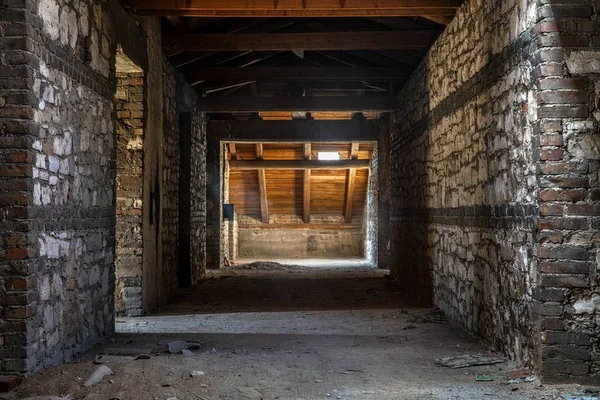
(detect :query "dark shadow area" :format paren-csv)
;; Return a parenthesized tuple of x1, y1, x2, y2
(155, 266, 417, 315)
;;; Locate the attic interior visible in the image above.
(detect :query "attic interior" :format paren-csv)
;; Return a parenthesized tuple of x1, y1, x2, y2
(1, 0, 600, 397)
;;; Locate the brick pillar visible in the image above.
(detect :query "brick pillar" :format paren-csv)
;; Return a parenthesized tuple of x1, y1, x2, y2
(0, 0, 37, 375)
(533, 1, 600, 384)
(115, 73, 145, 316)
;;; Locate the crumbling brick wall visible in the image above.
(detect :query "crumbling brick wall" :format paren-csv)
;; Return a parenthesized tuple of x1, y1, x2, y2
(389, 0, 540, 368)
(389, 0, 600, 384)
(115, 72, 144, 317)
(0, 0, 207, 376)
(533, 1, 600, 383)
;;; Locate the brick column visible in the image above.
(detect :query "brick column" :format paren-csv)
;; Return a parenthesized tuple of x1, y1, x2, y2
(0, 0, 38, 376)
(533, 0, 600, 384)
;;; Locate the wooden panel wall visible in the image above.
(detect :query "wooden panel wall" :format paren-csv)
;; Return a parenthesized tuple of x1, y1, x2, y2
(227, 141, 374, 222)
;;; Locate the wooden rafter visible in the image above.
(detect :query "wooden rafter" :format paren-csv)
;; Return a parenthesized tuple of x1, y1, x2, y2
(229, 159, 370, 170)
(255, 143, 269, 223)
(208, 120, 379, 142)
(164, 31, 439, 52)
(229, 143, 237, 159)
(121, 0, 461, 17)
(181, 67, 412, 83)
(200, 96, 395, 112)
(303, 143, 311, 223)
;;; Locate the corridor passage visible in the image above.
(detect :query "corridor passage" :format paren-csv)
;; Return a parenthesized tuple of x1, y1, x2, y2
(11, 265, 580, 399)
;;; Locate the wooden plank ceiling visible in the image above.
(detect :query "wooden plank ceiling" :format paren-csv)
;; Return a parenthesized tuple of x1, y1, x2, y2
(227, 141, 374, 226)
(119, 0, 464, 117)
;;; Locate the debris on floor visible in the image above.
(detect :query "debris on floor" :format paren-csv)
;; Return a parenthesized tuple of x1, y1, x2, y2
(407, 308, 447, 324)
(476, 375, 494, 382)
(168, 341, 187, 354)
(562, 394, 599, 400)
(83, 365, 112, 387)
(507, 368, 532, 380)
(435, 354, 504, 368)
(508, 376, 536, 384)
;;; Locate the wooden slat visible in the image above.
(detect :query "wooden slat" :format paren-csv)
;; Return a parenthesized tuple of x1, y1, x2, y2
(344, 168, 356, 223)
(303, 143, 311, 223)
(181, 67, 412, 83)
(165, 31, 439, 52)
(121, 0, 461, 17)
(230, 159, 370, 170)
(201, 96, 395, 112)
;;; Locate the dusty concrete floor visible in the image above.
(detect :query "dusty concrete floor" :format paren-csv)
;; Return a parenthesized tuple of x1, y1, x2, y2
(7, 264, 590, 400)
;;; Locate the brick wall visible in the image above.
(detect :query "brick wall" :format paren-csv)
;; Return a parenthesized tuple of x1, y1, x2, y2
(377, 118, 391, 270)
(388, 0, 600, 383)
(533, 1, 600, 384)
(0, 0, 207, 376)
(389, 0, 540, 367)
(115, 72, 144, 317)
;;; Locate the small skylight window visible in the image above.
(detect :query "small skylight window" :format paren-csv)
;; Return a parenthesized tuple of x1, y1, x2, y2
(317, 152, 340, 161)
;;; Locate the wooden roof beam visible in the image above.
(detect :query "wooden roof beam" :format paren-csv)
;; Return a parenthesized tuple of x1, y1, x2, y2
(200, 96, 395, 112)
(229, 159, 370, 170)
(121, 0, 462, 17)
(164, 31, 439, 52)
(208, 120, 379, 142)
(180, 67, 412, 85)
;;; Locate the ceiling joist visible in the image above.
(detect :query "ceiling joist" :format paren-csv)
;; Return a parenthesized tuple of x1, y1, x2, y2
(181, 67, 412, 84)
(165, 31, 439, 52)
(122, 0, 460, 17)
(200, 96, 395, 112)
(229, 159, 370, 170)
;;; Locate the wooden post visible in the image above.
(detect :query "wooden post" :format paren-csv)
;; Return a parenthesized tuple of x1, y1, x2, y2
(256, 143, 269, 223)
(303, 143, 311, 223)
(344, 142, 360, 223)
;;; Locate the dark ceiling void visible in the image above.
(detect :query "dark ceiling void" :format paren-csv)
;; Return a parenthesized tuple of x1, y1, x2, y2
(120, 0, 465, 118)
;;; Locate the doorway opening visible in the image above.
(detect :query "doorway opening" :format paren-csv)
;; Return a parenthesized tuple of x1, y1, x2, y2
(217, 141, 379, 267)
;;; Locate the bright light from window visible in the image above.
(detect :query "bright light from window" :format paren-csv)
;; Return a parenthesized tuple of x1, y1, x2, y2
(317, 152, 340, 161)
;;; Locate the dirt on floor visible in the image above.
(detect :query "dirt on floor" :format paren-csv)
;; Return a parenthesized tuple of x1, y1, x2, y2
(5, 264, 594, 400)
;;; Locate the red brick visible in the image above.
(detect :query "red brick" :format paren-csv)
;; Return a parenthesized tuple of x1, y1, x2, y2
(6, 248, 28, 260)
(566, 204, 600, 216)
(541, 177, 589, 188)
(541, 204, 563, 216)
(540, 217, 588, 230)
(539, 78, 589, 91)
(540, 134, 564, 146)
(538, 91, 588, 105)
(540, 163, 576, 175)
(0, 193, 30, 206)
(5, 278, 29, 291)
(540, 245, 589, 260)
(0, 106, 34, 119)
(5, 151, 29, 163)
(541, 189, 587, 202)
(540, 230, 563, 243)
(540, 149, 564, 161)
(4, 307, 28, 319)
(538, 105, 589, 119)
(0, 165, 31, 178)
(6, 234, 26, 247)
(541, 260, 589, 274)
(540, 120, 563, 133)
(537, 64, 564, 77)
